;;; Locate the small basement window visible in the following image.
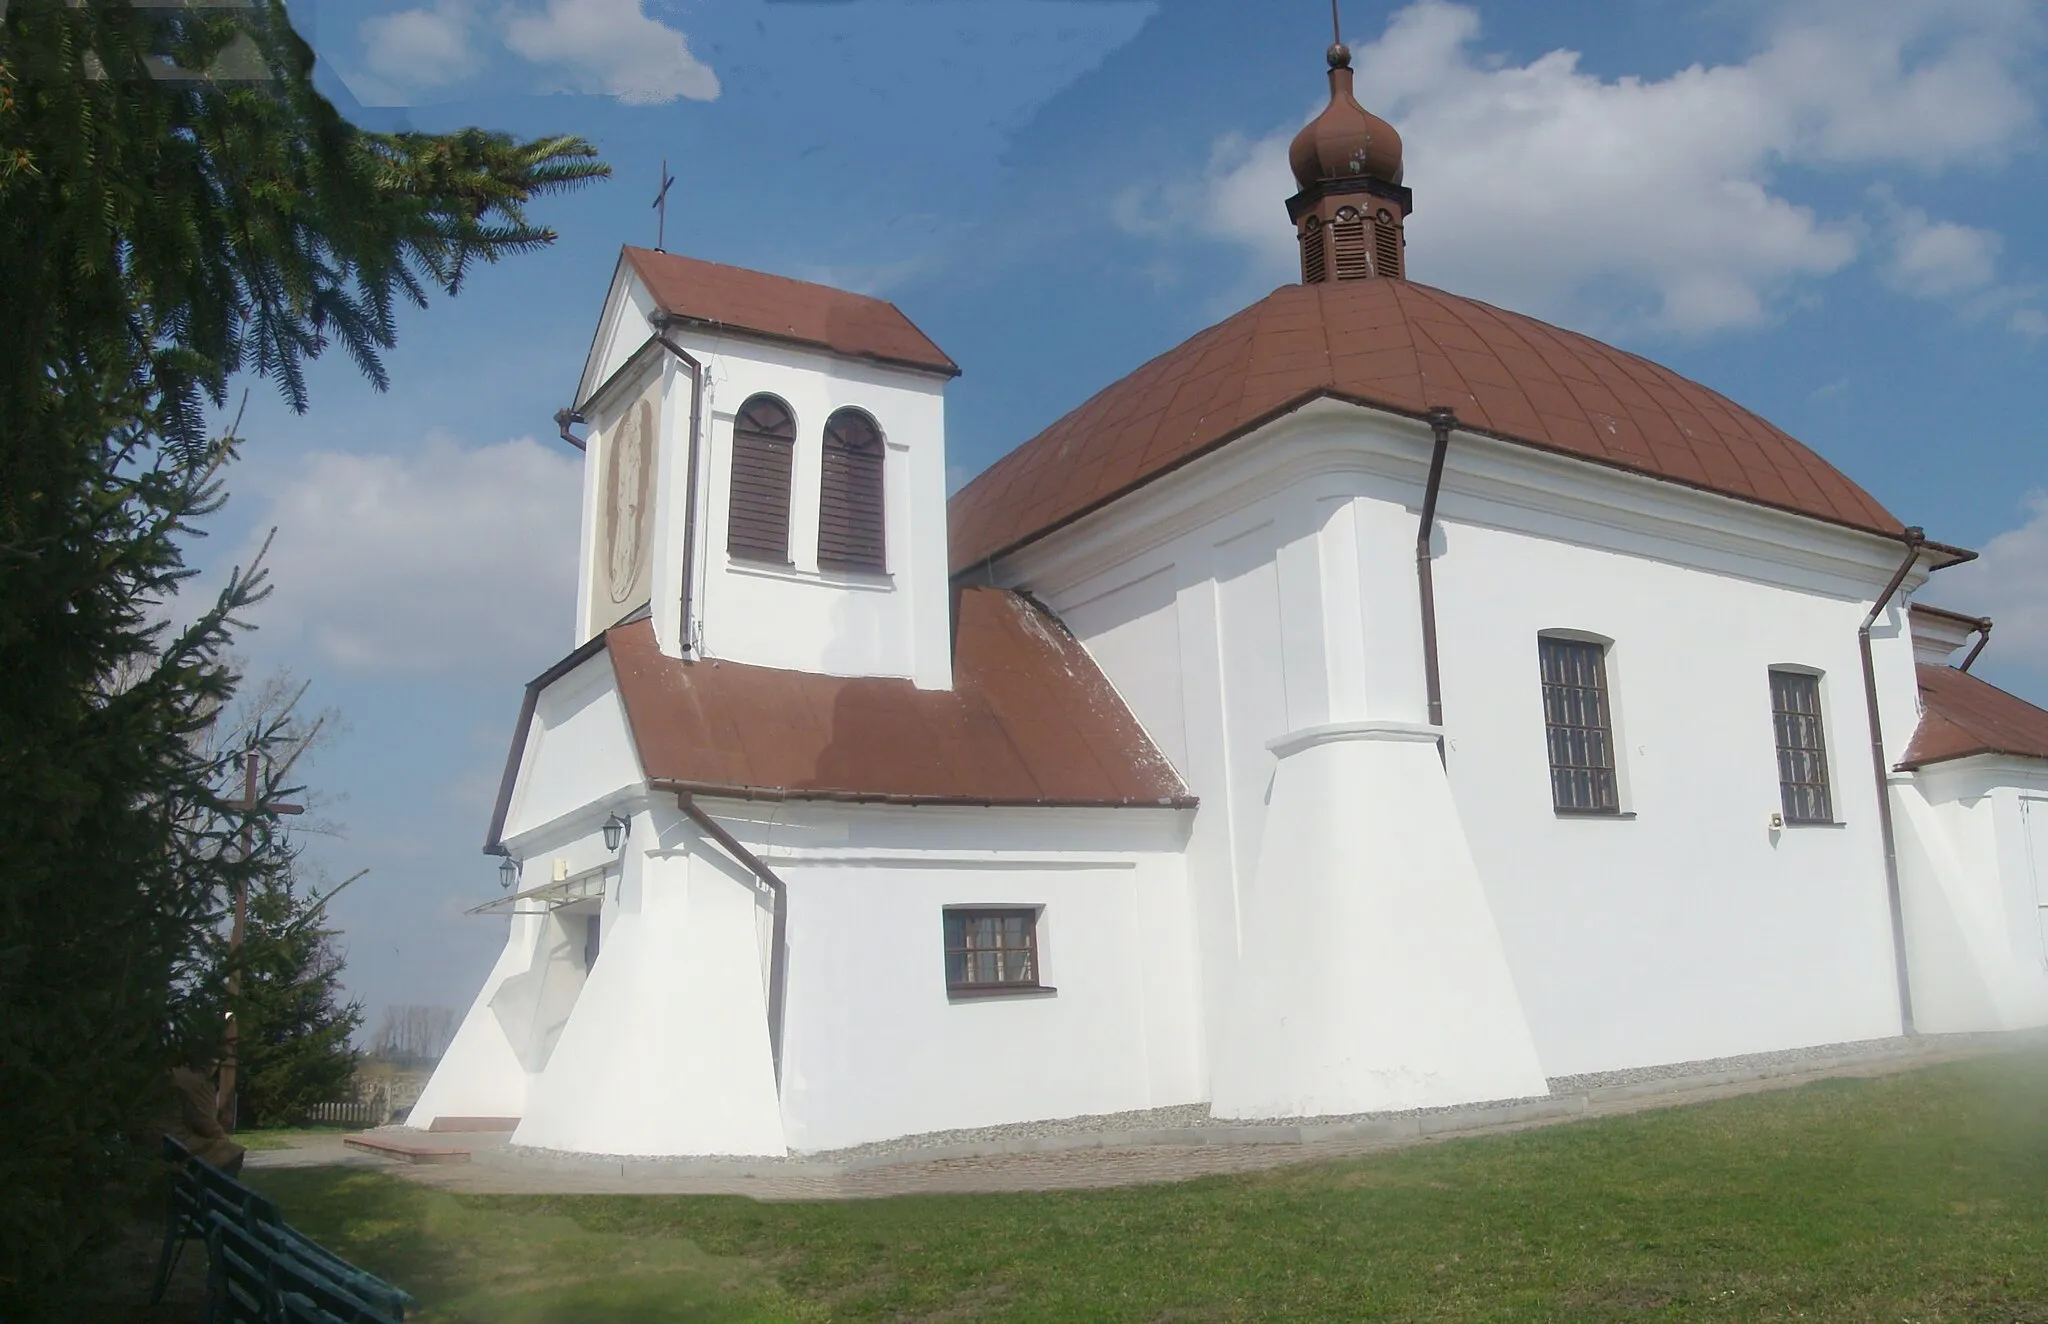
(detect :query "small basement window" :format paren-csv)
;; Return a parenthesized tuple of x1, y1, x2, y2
(943, 908, 1044, 996)
(1770, 668, 1834, 824)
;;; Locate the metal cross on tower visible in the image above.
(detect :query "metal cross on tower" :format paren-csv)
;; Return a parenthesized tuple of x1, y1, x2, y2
(652, 157, 677, 252)
(217, 747, 304, 1130)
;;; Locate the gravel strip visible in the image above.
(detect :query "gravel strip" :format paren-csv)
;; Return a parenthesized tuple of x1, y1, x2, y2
(1545, 1035, 1915, 1094)
(495, 1030, 2029, 1172)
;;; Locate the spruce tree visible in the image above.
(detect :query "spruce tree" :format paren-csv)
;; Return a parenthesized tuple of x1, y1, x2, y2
(0, 2, 608, 1302)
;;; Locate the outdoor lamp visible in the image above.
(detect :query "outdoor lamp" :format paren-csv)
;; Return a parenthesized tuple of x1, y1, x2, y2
(602, 813, 630, 853)
(498, 855, 519, 890)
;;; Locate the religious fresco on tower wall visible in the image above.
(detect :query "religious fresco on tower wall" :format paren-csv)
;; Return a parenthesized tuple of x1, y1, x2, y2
(598, 376, 660, 616)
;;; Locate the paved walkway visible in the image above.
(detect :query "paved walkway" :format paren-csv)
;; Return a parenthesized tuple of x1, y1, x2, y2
(246, 1030, 2040, 1199)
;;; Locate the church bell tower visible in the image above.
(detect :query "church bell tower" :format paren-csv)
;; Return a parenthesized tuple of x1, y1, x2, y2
(1286, 40, 1411, 283)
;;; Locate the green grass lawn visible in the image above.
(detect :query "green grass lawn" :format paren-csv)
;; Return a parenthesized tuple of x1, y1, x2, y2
(237, 1125, 357, 1152)
(249, 1051, 2048, 1323)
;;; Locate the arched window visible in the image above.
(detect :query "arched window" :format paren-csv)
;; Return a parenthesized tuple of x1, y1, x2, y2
(818, 407, 886, 573)
(728, 394, 795, 563)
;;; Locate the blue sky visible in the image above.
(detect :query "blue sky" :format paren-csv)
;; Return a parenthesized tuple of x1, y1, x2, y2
(202, 0, 2048, 1028)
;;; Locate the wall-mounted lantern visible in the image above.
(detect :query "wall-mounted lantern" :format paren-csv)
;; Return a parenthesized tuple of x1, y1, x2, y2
(602, 813, 630, 854)
(499, 855, 520, 890)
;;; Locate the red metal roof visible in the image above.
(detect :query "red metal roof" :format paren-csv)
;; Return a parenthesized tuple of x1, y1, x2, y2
(622, 246, 959, 378)
(604, 587, 1191, 806)
(1901, 664, 2048, 770)
(949, 278, 1906, 573)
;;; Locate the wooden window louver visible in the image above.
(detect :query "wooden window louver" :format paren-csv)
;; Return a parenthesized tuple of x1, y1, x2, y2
(728, 394, 796, 563)
(1769, 669, 1833, 824)
(818, 407, 886, 573)
(1539, 635, 1621, 813)
(1373, 209, 1402, 279)
(1331, 207, 1372, 280)
(1300, 218, 1328, 283)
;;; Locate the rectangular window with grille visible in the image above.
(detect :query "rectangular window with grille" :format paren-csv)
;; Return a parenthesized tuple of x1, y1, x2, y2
(1539, 635, 1620, 814)
(943, 908, 1042, 995)
(1770, 669, 1833, 824)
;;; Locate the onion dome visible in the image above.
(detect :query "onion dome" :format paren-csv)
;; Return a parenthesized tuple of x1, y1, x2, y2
(1288, 43, 1403, 189)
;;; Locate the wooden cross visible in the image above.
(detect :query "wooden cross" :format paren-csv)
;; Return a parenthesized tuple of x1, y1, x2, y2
(651, 156, 677, 252)
(217, 747, 304, 1131)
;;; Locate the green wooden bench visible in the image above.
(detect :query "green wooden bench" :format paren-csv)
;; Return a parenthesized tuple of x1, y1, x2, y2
(155, 1135, 415, 1322)
(206, 1211, 407, 1324)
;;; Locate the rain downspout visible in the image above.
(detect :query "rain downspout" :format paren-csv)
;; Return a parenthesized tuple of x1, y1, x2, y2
(1859, 526, 1924, 1037)
(553, 408, 587, 451)
(654, 332, 707, 656)
(1416, 407, 1456, 761)
(1959, 618, 1993, 673)
(669, 789, 788, 1088)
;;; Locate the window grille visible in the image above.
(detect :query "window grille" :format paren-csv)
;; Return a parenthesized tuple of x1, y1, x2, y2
(728, 394, 795, 563)
(1770, 669, 1833, 824)
(818, 407, 886, 573)
(1539, 636, 1620, 813)
(943, 908, 1040, 993)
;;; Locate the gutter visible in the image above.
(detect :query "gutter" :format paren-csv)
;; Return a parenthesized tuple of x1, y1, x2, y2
(1959, 618, 1993, 673)
(1858, 525, 1925, 1037)
(949, 387, 1979, 582)
(665, 787, 788, 1089)
(653, 329, 708, 656)
(1416, 407, 1455, 754)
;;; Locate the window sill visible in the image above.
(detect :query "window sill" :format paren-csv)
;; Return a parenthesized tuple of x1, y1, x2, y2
(947, 984, 1057, 1002)
(1554, 809, 1637, 820)
(726, 558, 895, 592)
(1779, 819, 1847, 829)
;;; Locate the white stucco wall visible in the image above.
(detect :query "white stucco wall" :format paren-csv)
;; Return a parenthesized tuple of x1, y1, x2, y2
(725, 803, 1201, 1152)
(1009, 398, 1936, 1089)
(1896, 757, 2048, 1032)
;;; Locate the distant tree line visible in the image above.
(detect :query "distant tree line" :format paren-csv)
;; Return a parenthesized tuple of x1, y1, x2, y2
(0, 1, 606, 1309)
(368, 1005, 461, 1065)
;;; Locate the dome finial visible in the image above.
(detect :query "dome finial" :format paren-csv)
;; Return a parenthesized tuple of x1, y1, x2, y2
(1286, 2, 1413, 285)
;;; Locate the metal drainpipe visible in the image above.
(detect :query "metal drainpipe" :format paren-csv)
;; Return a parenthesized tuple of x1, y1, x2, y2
(1959, 618, 1993, 673)
(1859, 526, 1925, 1037)
(1416, 407, 1456, 761)
(553, 407, 587, 451)
(671, 790, 788, 1088)
(654, 331, 707, 656)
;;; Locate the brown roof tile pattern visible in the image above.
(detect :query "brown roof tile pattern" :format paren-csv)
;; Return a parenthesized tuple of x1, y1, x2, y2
(623, 246, 959, 377)
(604, 587, 1192, 806)
(1901, 664, 2048, 770)
(948, 279, 1903, 573)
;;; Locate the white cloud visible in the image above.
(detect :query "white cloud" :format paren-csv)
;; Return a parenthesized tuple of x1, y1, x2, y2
(244, 436, 581, 674)
(1135, 0, 2041, 333)
(1938, 493, 2048, 682)
(360, 1, 482, 91)
(1883, 205, 2003, 299)
(503, 0, 721, 104)
(2015, 308, 2048, 339)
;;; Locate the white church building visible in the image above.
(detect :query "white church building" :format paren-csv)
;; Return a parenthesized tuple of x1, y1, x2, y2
(412, 41, 2048, 1156)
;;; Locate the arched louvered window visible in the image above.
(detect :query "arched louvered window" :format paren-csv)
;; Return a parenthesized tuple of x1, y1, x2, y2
(728, 394, 795, 563)
(818, 407, 886, 573)
(1372, 208, 1403, 279)
(1331, 207, 1371, 280)
(1300, 216, 1327, 284)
